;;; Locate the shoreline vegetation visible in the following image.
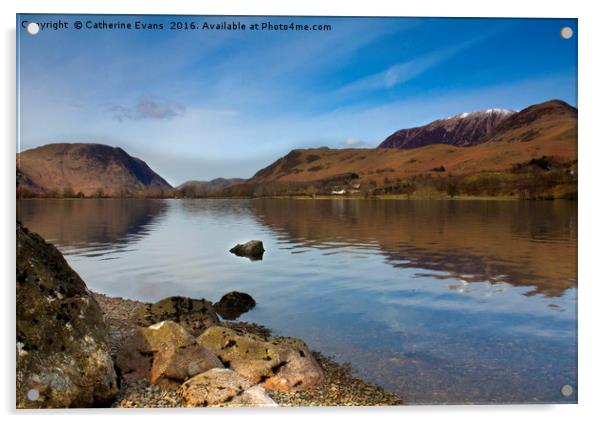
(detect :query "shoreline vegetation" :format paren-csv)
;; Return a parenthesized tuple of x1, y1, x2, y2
(17, 165, 577, 202)
(178, 159, 577, 201)
(16, 221, 402, 408)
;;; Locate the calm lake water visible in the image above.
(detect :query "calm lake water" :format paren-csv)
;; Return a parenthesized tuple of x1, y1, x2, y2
(17, 198, 577, 404)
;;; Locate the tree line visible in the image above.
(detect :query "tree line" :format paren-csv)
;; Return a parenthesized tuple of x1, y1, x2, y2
(17, 157, 577, 201)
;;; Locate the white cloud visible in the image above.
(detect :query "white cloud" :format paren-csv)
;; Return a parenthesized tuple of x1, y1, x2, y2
(343, 137, 363, 147)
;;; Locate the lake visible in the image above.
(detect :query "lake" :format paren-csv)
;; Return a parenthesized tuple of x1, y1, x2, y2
(17, 198, 578, 404)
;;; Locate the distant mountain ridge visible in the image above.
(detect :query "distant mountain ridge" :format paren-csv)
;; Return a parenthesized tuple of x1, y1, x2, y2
(176, 178, 245, 196)
(247, 99, 577, 186)
(17, 143, 172, 197)
(484, 100, 577, 143)
(379, 100, 575, 149)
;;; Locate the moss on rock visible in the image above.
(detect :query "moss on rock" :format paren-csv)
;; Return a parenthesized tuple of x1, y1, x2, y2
(180, 368, 277, 407)
(134, 296, 220, 336)
(16, 222, 118, 408)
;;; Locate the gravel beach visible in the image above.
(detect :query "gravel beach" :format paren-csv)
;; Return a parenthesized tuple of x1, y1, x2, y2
(92, 292, 403, 407)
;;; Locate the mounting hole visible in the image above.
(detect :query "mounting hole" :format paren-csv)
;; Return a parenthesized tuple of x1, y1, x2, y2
(26, 22, 40, 35)
(27, 388, 39, 401)
(561, 384, 574, 397)
(560, 27, 573, 40)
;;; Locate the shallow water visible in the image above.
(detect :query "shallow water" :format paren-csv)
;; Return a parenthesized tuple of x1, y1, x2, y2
(17, 198, 577, 404)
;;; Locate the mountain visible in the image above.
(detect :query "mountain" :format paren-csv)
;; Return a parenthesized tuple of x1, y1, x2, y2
(484, 100, 577, 144)
(17, 143, 172, 197)
(379, 100, 576, 150)
(247, 99, 577, 186)
(15, 100, 577, 199)
(176, 178, 245, 197)
(379, 108, 516, 149)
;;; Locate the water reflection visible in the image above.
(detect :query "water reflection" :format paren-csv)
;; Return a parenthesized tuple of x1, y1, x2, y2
(17, 198, 168, 254)
(250, 199, 577, 297)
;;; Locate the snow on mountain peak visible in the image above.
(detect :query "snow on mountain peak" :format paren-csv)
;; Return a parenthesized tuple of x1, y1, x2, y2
(485, 108, 515, 115)
(447, 108, 516, 120)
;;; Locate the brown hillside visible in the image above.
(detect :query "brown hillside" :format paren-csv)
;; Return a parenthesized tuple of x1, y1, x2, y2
(17, 143, 172, 197)
(250, 100, 577, 185)
(484, 100, 577, 144)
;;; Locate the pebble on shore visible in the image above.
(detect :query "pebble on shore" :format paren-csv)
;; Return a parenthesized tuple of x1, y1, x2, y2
(92, 292, 403, 407)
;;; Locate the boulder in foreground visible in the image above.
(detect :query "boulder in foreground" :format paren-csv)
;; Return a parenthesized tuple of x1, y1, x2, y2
(229, 240, 265, 260)
(16, 222, 118, 408)
(214, 291, 256, 320)
(115, 320, 223, 388)
(198, 326, 324, 392)
(134, 296, 220, 336)
(180, 368, 277, 407)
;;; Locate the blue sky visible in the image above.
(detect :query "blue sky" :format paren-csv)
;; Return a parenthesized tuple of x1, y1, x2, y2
(17, 15, 577, 185)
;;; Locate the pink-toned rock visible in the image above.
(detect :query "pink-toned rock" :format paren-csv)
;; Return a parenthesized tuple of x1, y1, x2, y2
(116, 320, 222, 387)
(197, 326, 323, 392)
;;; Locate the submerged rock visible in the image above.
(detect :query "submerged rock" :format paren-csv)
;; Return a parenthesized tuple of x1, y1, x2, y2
(16, 222, 118, 408)
(180, 368, 277, 407)
(115, 320, 223, 388)
(229, 240, 265, 260)
(134, 296, 220, 336)
(198, 327, 324, 392)
(214, 291, 256, 320)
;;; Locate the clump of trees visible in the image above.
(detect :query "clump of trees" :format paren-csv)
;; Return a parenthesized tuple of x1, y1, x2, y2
(371, 177, 416, 199)
(435, 176, 460, 197)
(364, 156, 576, 200)
(206, 173, 363, 198)
(16, 185, 174, 199)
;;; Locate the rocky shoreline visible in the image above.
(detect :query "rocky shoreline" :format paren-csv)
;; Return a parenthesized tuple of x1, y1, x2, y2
(17, 221, 401, 408)
(93, 292, 402, 407)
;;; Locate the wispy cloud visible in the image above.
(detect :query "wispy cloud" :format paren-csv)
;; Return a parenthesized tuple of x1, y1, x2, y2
(109, 96, 186, 122)
(334, 31, 498, 98)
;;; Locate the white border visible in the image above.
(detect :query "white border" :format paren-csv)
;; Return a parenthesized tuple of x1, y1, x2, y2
(2, 1, 601, 422)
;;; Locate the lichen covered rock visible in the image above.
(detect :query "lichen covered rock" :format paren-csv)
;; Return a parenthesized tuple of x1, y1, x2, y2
(180, 368, 277, 407)
(115, 320, 223, 388)
(16, 222, 118, 408)
(229, 240, 265, 260)
(214, 291, 256, 320)
(134, 296, 219, 336)
(198, 326, 324, 392)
